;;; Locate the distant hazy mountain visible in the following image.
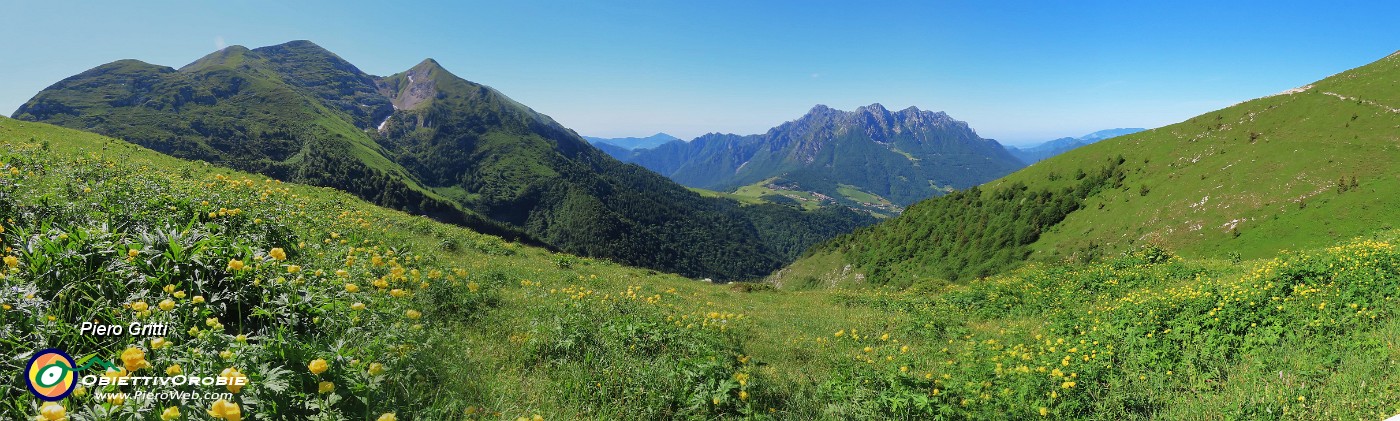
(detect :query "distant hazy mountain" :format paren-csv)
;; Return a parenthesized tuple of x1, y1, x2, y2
(584, 133, 679, 151)
(590, 141, 636, 159)
(1006, 128, 1144, 164)
(611, 104, 1025, 214)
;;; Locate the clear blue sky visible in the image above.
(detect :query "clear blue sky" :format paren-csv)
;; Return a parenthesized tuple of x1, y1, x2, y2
(3, 1, 1398, 146)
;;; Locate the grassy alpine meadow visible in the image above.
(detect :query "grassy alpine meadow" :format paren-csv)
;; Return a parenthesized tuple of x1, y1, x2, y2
(0, 118, 770, 420)
(4, 115, 1400, 420)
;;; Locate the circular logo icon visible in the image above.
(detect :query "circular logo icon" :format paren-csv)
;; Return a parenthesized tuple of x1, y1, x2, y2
(26, 348, 77, 401)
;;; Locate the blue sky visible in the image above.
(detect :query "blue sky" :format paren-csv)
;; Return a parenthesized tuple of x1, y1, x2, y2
(2, 1, 1397, 146)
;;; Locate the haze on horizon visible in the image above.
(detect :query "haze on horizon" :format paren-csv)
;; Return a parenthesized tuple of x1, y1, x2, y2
(3, 0, 1398, 146)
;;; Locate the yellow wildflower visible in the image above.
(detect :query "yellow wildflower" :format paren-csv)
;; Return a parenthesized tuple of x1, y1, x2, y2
(405, 309, 422, 320)
(207, 399, 241, 421)
(318, 381, 335, 394)
(161, 406, 180, 421)
(226, 259, 244, 271)
(130, 301, 149, 312)
(308, 359, 329, 375)
(351, 302, 366, 311)
(377, 414, 397, 421)
(166, 364, 182, 376)
(159, 299, 175, 311)
(221, 367, 246, 393)
(4, 255, 18, 268)
(368, 362, 386, 376)
(120, 347, 149, 372)
(269, 248, 286, 261)
(38, 402, 66, 421)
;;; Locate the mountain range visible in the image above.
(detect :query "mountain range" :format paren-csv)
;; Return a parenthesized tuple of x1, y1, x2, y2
(600, 104, 1027, 215)
(13, 40, 876, 280)
(8, 44, 1400, 420)
(1005, 128, 1144, 163)
(583, 133, 678, 150)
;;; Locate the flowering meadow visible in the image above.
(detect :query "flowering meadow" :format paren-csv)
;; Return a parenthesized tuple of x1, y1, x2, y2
(3, 118, 1399, 419)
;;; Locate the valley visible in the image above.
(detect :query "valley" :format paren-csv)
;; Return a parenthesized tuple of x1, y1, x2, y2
(4, 4, 1400, 419)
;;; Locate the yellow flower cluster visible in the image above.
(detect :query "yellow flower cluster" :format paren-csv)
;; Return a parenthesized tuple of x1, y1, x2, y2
(207, 399, 241, 421)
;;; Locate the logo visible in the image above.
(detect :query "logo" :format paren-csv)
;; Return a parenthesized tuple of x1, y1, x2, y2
(26, 348, 77, 401)
(25, 348, 119, 401)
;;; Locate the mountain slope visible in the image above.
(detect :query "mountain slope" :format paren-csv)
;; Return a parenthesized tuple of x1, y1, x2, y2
(9, 116, 1398, 420)
(584, 132, 679, 151)
(1006, 128, 1144, 164)
(8, 43, 524, 239)
(13, 40, 873, 280)
(617, 104, 1026, 213)
(789, 51, 1400, 285)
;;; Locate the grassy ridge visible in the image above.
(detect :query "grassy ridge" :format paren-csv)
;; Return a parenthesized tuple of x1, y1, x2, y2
(785, 52, 1400, 288)
(1005, 51, 1400, 262)
(5, 117, 1400, 419)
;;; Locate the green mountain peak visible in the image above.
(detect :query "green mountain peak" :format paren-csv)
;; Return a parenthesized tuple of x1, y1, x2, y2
(413, 57, 443, 70)
(378, 58, 455, 110)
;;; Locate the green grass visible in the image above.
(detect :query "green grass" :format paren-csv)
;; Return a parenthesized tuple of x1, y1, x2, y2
(835, 184, 900, 217)
(726, 178, 900, 217)
(732, 178, 827, 211)
(1007, 52, 1400, 262)
(5, 116, 1400, 419)
(689, 187, 768, 206)
(789, 51, 1400, 287)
